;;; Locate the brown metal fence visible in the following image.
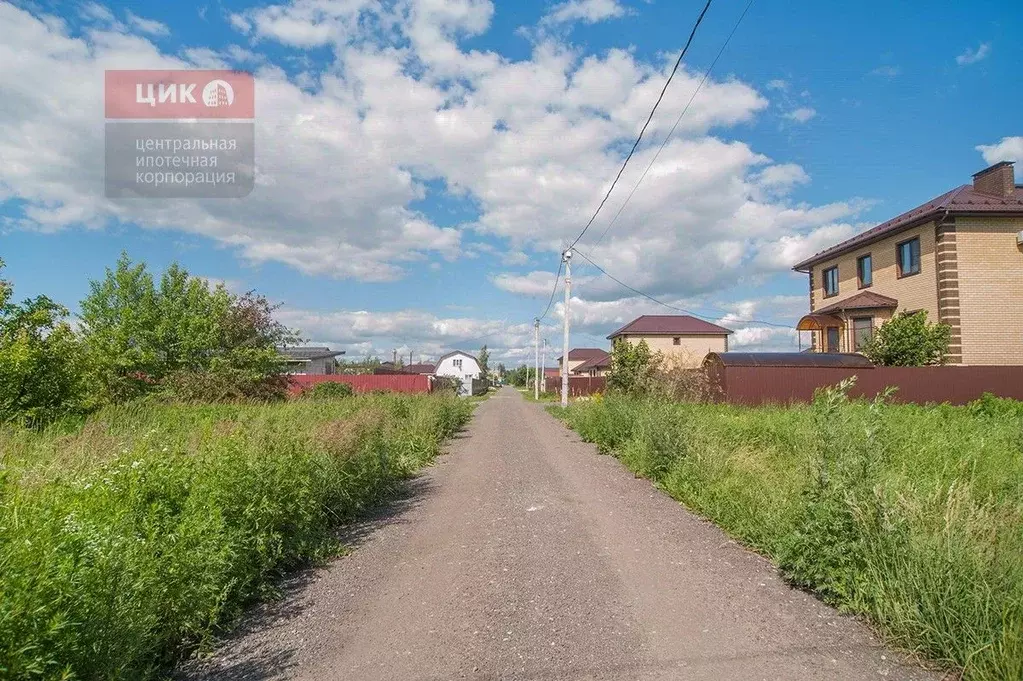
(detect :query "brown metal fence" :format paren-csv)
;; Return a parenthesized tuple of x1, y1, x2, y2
(709, 365, 1023, 406)
(543, 376, 606, 397)
(289, 374, 431, 395)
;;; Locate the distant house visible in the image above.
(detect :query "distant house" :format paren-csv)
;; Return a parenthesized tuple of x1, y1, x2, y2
(434, 351, 482, 396)
(403, 363, 436, 375)
(278, 346, 345, 375)
(793, 162, 1023, 364)
(557, 348, 608, 375)
(572, 350, 611, 377)
(608, 315, 732, 368)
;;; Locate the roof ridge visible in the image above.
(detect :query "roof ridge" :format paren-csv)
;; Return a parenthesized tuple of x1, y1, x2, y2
(940, 184, 970, 210)
(794, 174, 1023, 271)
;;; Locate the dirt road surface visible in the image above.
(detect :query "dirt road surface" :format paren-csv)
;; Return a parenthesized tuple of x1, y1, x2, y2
(185, 387, 940, 681)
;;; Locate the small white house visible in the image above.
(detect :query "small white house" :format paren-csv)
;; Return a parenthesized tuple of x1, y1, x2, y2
(434, 350, 482, 396)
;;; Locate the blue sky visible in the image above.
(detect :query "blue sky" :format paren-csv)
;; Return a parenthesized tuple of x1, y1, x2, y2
(2, 0, 1020, 364)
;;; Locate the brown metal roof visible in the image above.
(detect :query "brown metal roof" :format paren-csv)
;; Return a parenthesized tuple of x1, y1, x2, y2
(704, 352, 875, 368)
(815, 291, 898, 315)
(607, 315, 732, 339)
(403, 363, 436, 374)
(792, 172, 1023, 271)
(572, 351, 611, 373)
(557, 348, 608, 362)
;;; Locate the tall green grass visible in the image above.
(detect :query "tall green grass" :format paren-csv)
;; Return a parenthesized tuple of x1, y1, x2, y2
(554, 389, 1023, 681)
(0, 394, 472, 680)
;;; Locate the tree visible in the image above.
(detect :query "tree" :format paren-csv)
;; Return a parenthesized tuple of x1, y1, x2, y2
(606, 338, 654, 395)
(0, 259, 85, 424)
(478, 344, 490, 377)
(505, 364, 529, 387)
(860, 310, 951, 366)
(79, 254, 298, 403)
(79, 253, 163, 403)
(496, 362, 506, 378)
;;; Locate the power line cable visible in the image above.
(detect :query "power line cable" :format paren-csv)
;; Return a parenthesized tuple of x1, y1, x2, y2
(591, 0, 756, 248)
(537, 258, 564, 322)
(573, 248, 795, 329)
(565, 0, 714, 252)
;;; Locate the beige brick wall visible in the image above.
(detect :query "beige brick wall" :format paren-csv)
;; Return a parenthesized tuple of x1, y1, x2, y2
(954, 216, 1023, 365)
(811, 221, 940, 319)
(617, 334, 727, 367)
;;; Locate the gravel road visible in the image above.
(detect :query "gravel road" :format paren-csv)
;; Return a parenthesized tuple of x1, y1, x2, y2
(184, 387, 941, 681)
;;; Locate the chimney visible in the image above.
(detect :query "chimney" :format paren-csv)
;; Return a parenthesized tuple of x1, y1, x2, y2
(972, 161, 1015, 197)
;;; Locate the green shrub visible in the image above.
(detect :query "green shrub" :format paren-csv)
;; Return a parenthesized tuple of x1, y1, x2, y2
(0, 394, 472, 680)
(555, 391, 1023, 681)
(0, 259, 87, 426)
(861, 310, 951, 366)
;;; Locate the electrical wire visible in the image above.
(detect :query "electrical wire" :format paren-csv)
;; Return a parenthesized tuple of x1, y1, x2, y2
(591, 0, 756, 248)
(565, 0, 714, 252)
(537, 258, 564, 322)
(573, 248, 795, 329)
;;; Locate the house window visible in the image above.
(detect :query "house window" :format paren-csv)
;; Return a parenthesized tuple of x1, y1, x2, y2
(852, 317, 873, 351)
(823, 266, 839, 297)
(897, 237, 920, 277)
(453, 358, 462, 369)
(857, 254, 872, 288)
(673, 337, 681, 345)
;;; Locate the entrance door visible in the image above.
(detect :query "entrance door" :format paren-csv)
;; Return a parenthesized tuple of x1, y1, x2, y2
(825, 327, 840, 353)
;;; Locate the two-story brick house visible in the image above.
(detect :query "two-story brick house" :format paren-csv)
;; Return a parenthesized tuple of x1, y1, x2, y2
(792, 162, 1023, 365)
(607, 315, 733, 368)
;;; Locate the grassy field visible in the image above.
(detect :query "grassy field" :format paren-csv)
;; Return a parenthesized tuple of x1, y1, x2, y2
(553, 387, 1023, 681)
(0, 394, 473, 681)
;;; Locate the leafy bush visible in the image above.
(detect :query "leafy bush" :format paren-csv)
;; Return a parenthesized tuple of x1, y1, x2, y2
(861, 310, 951, 366)
(556, 391, 1023, 680)
(606, 338, 654, 395)
(0, 259, 87, 425)
(0, 394, 472, 680)
(306, 381, 355, 399)
(79, 254, 296, 406)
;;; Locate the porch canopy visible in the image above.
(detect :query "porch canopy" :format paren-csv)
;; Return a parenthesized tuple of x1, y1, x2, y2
(796, 313, 844, 331)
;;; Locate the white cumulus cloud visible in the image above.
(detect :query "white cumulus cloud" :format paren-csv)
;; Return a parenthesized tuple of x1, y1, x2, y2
(956, 42, 990, 66)
(784, 107, 817, 123)
(976, 136, 1023, 165)
(542, 0, 629, 26)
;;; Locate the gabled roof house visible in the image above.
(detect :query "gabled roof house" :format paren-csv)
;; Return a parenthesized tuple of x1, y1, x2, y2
(608, 315, 733, 367)
(557, 348, 608, 374)
(793, 162, 1023, 364)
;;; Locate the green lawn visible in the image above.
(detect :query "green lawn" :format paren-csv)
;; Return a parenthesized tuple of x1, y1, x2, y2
(553, 389, 1023, 681)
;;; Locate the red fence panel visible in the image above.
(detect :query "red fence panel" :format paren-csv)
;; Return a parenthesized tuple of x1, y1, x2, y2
(543, 375, 606, 396)
(715, 365, 1023, 406)
(289, 374, 431, 396)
